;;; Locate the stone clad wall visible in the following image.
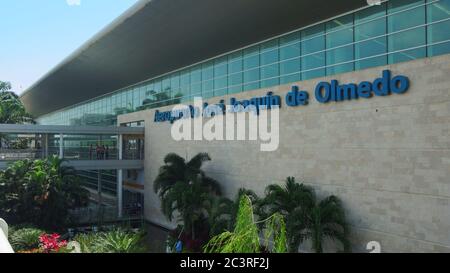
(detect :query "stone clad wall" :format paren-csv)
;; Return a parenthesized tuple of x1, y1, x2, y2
(119, 54, 450, 252)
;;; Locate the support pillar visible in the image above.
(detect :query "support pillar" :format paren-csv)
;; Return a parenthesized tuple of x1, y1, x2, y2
(98, 170, 102, 207)
(117, 134, 123, 218)
(117, 169, 123, 218)
(59, 133, 64, 159)
(44, 134, 49, 158)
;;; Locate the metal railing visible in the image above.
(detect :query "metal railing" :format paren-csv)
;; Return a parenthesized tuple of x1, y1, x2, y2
(0, 147, 143, 162)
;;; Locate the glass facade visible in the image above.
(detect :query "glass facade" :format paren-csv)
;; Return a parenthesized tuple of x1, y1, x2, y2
(38, 0, 450, 126)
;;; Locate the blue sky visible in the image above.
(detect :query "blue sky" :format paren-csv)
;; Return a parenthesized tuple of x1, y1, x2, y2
(0, 0, 139, 94)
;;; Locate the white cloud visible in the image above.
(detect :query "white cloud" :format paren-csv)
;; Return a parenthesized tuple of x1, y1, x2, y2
(66, 0, 81, 6)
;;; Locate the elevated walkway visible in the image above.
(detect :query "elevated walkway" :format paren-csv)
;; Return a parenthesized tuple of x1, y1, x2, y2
(0, 124, 144, 170)
(0, 159, 143, 170)
(0, 124, 145, 220)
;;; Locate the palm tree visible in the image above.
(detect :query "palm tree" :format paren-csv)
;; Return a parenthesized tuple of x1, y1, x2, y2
(206, 188, 259, 237)
(0, 87, 34, 124)
(153, 152, 221, 240)
(300, 195, 350, 253)
(259, 177, 315, 252)
(260, 177, 350, 253)
(204, 195, 288, 253)
(0, 83, 35, 149)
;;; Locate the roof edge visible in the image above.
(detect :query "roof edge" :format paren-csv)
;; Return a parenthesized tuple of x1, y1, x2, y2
(20, 0, 152, 98)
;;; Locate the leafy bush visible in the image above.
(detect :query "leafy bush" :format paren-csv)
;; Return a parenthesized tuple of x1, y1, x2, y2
(0, 156, 89, 229)
(260, 177, 350, 253)
(154, 153, 221, 241)
(206, 188, 259, 238)
(74, 229, 147, 253)
(204, 195, 287, 253)
(9, 227, 44, 252)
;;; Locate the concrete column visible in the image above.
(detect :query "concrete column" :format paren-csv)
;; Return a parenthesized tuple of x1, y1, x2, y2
(117, 134, 123, 218)
(98, 170, 102, 207)
(44, 134, 49, 158)
(59, 133, 64, 159)
(117, 169, 123, 218)
(118, 134, 123, 160)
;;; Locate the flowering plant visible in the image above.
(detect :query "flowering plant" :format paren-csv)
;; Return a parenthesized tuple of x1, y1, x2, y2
(39, 233, 68, 253)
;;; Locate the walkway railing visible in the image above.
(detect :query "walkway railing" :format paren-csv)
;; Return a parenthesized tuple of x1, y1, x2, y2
(0, 218, 14, 253)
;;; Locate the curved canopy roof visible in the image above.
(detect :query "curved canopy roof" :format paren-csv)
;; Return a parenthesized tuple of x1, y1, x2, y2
(21, 0, 367, 117)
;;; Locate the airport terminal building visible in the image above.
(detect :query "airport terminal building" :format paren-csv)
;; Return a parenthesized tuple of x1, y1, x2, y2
(20, 0, 450, 252)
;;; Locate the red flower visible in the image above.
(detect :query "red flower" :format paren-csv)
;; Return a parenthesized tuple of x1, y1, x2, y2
(39, 233, 68, 253)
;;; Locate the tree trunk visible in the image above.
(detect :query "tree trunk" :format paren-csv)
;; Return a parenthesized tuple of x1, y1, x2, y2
(191, 220, 196, 241)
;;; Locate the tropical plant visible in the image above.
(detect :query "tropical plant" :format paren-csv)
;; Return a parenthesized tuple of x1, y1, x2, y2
(138, 89, 183, 111)
(206, 188, 259, 237)
(154, 152, 221, 241)
(9, 227, 45, 252)
(204, 195, 287, 253)
(259, 177, 350, 253)
(0, 81, 34, 124)
(0, 81, 11, 91)
(73, 232, 99, 253)
(259, 177, 315, 252)
(74, 229, 146, 253)
(0, 156, 89, 229)
(96, 229, 146, 253)
(39, 233, 68, 253)
(260, 177, 350, 253)
(300, 195, 350, 253)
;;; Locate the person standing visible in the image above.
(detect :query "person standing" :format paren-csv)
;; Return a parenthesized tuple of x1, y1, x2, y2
(96, 144, 101, 160)
(105, 145, 109, 160)
(101, 145, 106, 160)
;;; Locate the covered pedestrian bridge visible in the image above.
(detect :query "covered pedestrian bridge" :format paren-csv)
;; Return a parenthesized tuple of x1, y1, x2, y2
(0, 124, 146, 220)
(0, 124, 144, 170)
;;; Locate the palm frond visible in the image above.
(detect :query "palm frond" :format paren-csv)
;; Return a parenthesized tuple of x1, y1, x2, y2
(186, 152, 211, 171)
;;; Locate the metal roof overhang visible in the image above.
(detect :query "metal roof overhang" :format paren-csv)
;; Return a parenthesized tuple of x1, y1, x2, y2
(20, 0, 368, 118)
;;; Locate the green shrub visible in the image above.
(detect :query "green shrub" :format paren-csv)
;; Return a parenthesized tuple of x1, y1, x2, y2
(96, 229, 146, 253)
(204, 195, 287, 253)
(74, 229, 147, 253)
(0, 156, 89, 230)
(73, 233, 99, 253)
(9, 227, 44, 252)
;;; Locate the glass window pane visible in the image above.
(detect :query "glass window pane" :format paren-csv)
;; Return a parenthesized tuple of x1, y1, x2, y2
(260, 38, 279, 87)
(427, 0, 450, 56)
(260, 39, 279, 65)
(190, 66, 202, 97)
(180, 71, 190, 102)
(261, 63, 279, 88)
(170, 73, 181, 103)
(228, 51, 243, 94)
(190, 65, 202, 83)
(243, 46, 260, 90)
(171, 73, 180, 90)
(388, 0, 426, 63)
(280, 32, 301, 84)
(302, 24, 325, 80)
(326, 14, 354, 75)
(202, 62, 214, 98)
(162, 76, 171, 94)
(355, 3, 387, 69)
(214, 57, 228, 96)
(154, 79, 162, 93)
